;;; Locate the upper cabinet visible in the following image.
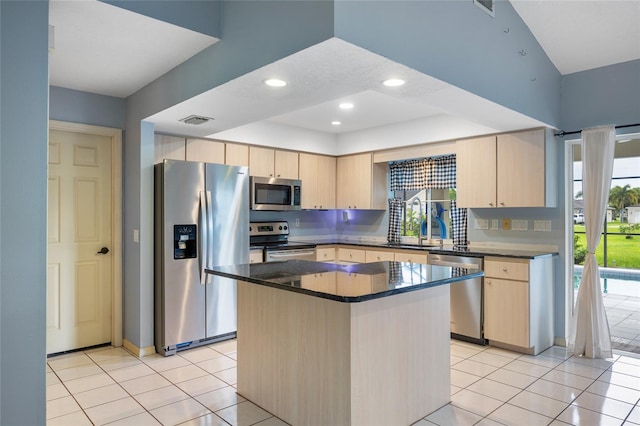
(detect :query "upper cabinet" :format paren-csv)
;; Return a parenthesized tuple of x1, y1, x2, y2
(336, 153, 388, 210)
(186, 138, 225, 164)
(249, 146, 299, 179)
(225, 143, 249, 167)
(154, 135, 185, 164)
(299, 153, 336, 209)
(456, 129, 556, 208)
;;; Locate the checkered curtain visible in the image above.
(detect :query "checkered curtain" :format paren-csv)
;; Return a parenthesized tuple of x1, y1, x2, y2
(389, 159, 428, 191)
(387, 198, 404, 243)
(450, 199, 468, 248)
(390, 155, 456, 190)
(427, 154, 457, 189)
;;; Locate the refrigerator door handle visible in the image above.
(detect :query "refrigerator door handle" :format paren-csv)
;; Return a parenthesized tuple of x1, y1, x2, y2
(199, 191, 209, 285)
(206, 190, 214, 284)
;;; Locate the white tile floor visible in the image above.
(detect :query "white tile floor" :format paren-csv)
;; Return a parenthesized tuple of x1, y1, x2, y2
(46, 339, 640, 426)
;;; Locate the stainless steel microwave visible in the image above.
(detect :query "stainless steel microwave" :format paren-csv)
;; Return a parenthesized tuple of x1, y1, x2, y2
(250, 176, 301, 211)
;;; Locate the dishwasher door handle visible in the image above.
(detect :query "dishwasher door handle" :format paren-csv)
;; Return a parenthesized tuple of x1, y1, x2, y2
(268, 250, 316, 259)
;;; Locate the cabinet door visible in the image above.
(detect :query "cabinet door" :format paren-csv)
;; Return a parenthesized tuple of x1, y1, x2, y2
(249, 250, 263, 264)
(336, 273, 371, 296)
(225, 143, 249, 167)
(186, 138, 225, 164)
(317, 154, 336, 209)
(299, 153, 319, 209)
(275, 150, 298, 179)
(337, 153, 372, 209)
(154, 135, 185, 164)
(249, 146, 275, 177)
(497, 130, 545, 207)
(484, 278, 529, 348)
(316, 247, 336, 262)
(300, 153, 336, 209)
(455, 136, 496, 208)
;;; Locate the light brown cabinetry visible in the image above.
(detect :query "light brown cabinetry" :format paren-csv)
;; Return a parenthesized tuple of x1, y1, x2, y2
(456, 129, 556, 208)
(483, 256, 554, 355)
(154, 135, 185, 164)
(337, 247, 366, 263)
(336, 153, 388, 210)
(365, 250, 395, 262)
(299, 153, 336, 209)
(225, 143, 249, 167)
(316, 246, 336, 262)
(249, 146, 298, 179)
(186, 138, 225, 164)
(249, 250, 264, 264)
(394, 251, 428, 264)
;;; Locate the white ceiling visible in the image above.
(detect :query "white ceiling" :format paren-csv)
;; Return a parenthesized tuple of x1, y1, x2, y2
(48, 0, 640, 139)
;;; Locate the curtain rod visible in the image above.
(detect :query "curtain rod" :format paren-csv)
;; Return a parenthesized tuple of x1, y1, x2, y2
(554, 123, 640, 137)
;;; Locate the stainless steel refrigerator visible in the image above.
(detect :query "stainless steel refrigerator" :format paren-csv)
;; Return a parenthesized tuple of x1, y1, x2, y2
(154, 159, 249, 356)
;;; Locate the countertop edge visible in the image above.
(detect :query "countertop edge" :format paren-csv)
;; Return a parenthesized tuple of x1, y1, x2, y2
(311, 241, 558, 259)
(206, 268, 484, 303)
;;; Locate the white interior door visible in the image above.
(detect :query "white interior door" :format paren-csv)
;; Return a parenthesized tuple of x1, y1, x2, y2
(47, 129, 113, 354)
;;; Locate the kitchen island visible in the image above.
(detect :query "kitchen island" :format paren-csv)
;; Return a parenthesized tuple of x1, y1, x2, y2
(207, 260, 483, 426)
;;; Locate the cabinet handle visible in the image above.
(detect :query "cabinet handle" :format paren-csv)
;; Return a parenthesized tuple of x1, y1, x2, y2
(487, 280, 492, 285)
(503, 267, 508, 272)
(500, 202, 505, 206)
(489, 202, 494, 207)
(277, 174, 281, 177)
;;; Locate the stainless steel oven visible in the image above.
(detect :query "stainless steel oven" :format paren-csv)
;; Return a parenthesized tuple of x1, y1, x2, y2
(250, 221, 316, 263)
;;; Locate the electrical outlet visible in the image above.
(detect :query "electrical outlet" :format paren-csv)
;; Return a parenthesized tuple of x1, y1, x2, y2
(491, 219, 499, 230)
(295, 218, 300, 227)
(534, 220, 552, 232)
(474, 219, 489, 230)
(512, 220, 528, 231)
(502, 218, 511, 230)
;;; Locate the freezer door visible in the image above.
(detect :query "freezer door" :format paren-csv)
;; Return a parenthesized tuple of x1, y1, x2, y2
(155, 160, 207, 353)
(204, 163, 249, 339)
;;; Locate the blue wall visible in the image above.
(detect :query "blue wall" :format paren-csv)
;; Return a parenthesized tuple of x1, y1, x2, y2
(0, 1, 48, 423)
(50, 86, 126, 129)
(560, 60, 640, 131)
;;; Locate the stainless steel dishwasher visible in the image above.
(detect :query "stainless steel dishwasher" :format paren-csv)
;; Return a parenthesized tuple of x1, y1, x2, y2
(429, 253, 486, 345)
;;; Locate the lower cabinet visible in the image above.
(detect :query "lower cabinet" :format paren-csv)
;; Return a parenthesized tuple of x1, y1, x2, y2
(365, 250, 395, 262)
(316, 246, 336, 262)
(394, 251, 428, 264)
(249, 250, 263, 264)
(337, 247, 366, 263)
(483, 256, 554, 355)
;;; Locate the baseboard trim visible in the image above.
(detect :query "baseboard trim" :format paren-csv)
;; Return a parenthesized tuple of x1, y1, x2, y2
(554, 337, 567, 347)
(123, 339, 156, 358)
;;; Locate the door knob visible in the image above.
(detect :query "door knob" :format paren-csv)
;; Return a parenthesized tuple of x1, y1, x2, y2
(97, 247, 110, 255)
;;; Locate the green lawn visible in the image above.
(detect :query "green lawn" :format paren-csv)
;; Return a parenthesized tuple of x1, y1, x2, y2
(574, 222, 640, 269)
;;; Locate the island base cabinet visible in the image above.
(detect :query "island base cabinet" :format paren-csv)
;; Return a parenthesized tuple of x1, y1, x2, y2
(237, 280, 451, 426)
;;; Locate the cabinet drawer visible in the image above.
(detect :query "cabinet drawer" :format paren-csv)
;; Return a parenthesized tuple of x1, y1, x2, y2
(337, 248, 366, 263)
(316, 247, 336, 262)
(394, 251, 428, 264)
(249, 250, 263, 264)
(365, 250, 395, 262)
(485, 258, 529, 281)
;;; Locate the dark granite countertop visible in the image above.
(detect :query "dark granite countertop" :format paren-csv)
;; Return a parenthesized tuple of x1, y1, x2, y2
(206, 260, 483, 303)
(306, 239, 557, 259)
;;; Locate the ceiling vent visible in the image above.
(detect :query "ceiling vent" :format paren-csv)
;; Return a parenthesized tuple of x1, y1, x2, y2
(474, 0, 494, 17)
(179, 115, 214, 125)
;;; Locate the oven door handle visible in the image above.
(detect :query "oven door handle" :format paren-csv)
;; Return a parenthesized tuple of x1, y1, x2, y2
(268, 250, 316, 259)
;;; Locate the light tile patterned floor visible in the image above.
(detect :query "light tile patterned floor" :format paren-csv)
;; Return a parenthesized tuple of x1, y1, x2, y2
(47, 339, 640, 425)
(604, 293, 640, 353)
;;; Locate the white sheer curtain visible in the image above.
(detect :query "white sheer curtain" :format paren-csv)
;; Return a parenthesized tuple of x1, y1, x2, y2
(568, 125, 615, 359)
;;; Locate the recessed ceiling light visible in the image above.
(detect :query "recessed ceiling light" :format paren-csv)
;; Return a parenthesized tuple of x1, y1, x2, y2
(331, 121, 341, 126)
(264, 78, 287, 87)
(339, 102, 354, 110)
(382, 78, 405, 87)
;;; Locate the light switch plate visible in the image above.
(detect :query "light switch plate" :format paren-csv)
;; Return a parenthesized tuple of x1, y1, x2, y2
(474, 219, 489, 230)
(502, 218, 511, 230)
(512, 220, 528, 231)
(534, 220, 552, 232)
